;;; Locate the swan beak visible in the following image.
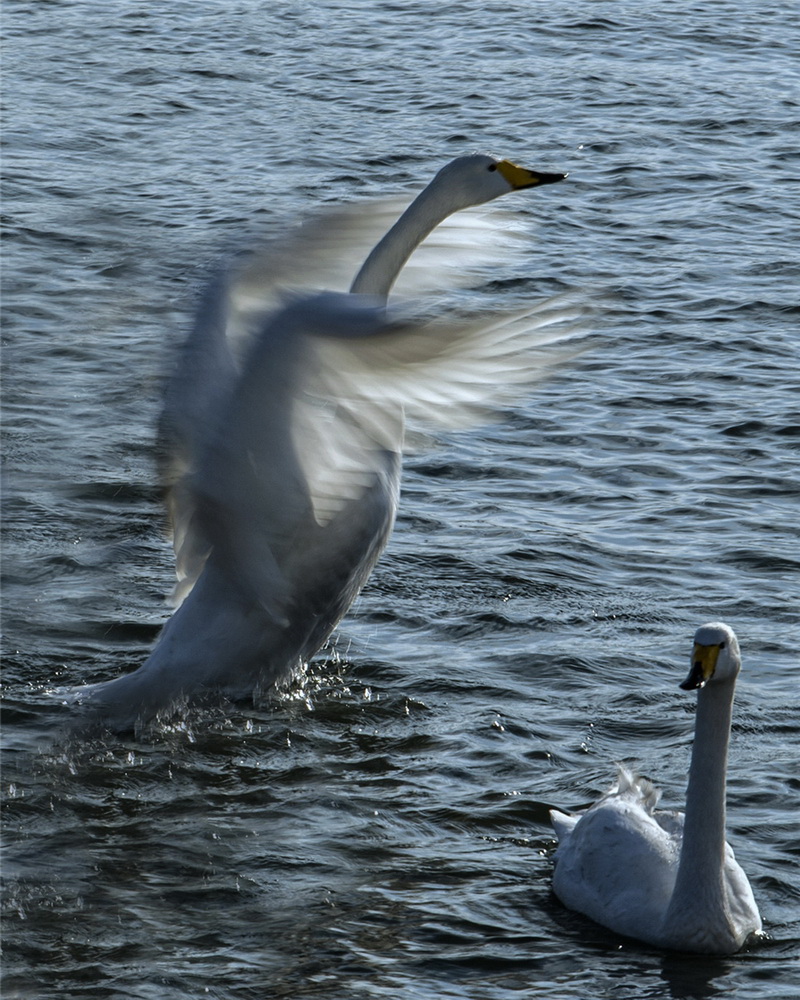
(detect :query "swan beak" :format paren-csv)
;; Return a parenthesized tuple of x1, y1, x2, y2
(680, 642, 721, 690)
(496, 160, 567, 190)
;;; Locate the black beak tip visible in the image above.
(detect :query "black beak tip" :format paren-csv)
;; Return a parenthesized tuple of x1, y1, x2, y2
(537, 170, 568, 186)
(680, 662, 706, 691)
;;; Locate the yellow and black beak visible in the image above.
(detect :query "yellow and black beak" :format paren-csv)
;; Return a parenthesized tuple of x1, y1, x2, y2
(680, 642, 722, 690)
(495, 159, 567, 190)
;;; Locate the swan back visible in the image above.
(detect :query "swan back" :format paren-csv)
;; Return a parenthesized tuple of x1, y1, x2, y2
(551, 766, 682, 943)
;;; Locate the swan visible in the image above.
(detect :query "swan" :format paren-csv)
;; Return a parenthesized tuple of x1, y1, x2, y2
(550, 622, 762, 955)
(72, 154, 584, 730)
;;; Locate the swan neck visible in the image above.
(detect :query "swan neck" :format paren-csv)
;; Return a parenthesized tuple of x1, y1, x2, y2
(350, 181, 460, 299)
(664, 678, 735, 927)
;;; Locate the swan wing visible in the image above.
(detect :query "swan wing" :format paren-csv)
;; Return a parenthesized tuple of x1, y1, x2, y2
(229, 199, 532, 317)
(308, 290, 593, 436)
(722, 841, 764, 941)
(159, 203, 552, 602)
(155, 209, 407, 605)
(552, 781, 679, 942)
(550, 808, 580, 844)
(653, 809, 684, 839)
(297, 291, 593, 523)
(157, 269, 240, 604)
(175, 294, 402, 623)
(170, 289, 592, 619)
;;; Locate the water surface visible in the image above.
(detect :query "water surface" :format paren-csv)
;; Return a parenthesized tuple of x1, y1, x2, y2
(2, 3, 799, 998)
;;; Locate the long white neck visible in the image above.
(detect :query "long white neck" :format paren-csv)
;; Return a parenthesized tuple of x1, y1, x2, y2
(349, 179, 465, 299)
(662, 678, 735, 937)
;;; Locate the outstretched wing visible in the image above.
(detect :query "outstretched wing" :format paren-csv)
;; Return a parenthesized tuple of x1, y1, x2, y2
(156, 199, 537, 604)
(298, 290, 595, 522)
(170, 290, 594, 619)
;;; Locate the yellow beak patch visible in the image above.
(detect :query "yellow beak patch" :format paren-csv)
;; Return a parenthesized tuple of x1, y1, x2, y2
(496, 159, 567, 189)
(680, 642, 722, 690)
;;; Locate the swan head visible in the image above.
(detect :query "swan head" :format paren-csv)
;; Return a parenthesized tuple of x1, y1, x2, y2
(432, 154, 566, 212)
(680, 622, 742, 690)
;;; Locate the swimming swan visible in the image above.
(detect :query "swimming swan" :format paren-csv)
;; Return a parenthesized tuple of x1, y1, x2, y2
(550, 622, 762, 954)
(74, 155, 584, 730)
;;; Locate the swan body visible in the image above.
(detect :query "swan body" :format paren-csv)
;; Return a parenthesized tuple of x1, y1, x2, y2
(550, 623, 762, 954)
(73, 154, 581, 731)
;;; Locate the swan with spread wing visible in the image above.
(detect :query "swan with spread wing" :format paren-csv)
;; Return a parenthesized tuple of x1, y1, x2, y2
(75, 154, 586, 730)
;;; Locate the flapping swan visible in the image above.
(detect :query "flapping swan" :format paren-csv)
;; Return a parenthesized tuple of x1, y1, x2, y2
(550, 622, 762, 955)
(74, 154, 584, 730)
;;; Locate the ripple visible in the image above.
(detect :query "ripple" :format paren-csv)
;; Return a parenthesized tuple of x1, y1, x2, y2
(3, 3, 799, 997)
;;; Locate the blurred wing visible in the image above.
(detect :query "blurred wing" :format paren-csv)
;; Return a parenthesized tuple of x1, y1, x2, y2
(157, 269, 240, 604)
(296, 290, 595, 524)
(392, 206, 531, 299)
(157, 196, 589, 606)
(185, 295, 399, 619)
(226, 199, 531, 342)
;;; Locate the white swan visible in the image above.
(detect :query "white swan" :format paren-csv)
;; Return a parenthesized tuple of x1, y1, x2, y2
(550, 622, 762, 955)
(73, 154, 584, 730)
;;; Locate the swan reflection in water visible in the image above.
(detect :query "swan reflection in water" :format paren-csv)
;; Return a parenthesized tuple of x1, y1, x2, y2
(71, 154, 590, 731)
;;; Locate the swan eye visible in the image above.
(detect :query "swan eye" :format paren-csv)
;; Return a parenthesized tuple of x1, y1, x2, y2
(719, 642, 726, 649)
(487, 164, 498, 172)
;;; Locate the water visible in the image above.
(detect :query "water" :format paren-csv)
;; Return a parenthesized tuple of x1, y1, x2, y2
(2, 2, 799, 997)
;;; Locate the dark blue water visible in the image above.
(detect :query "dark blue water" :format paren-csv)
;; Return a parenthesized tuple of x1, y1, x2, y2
(2, 3, 799, 998)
